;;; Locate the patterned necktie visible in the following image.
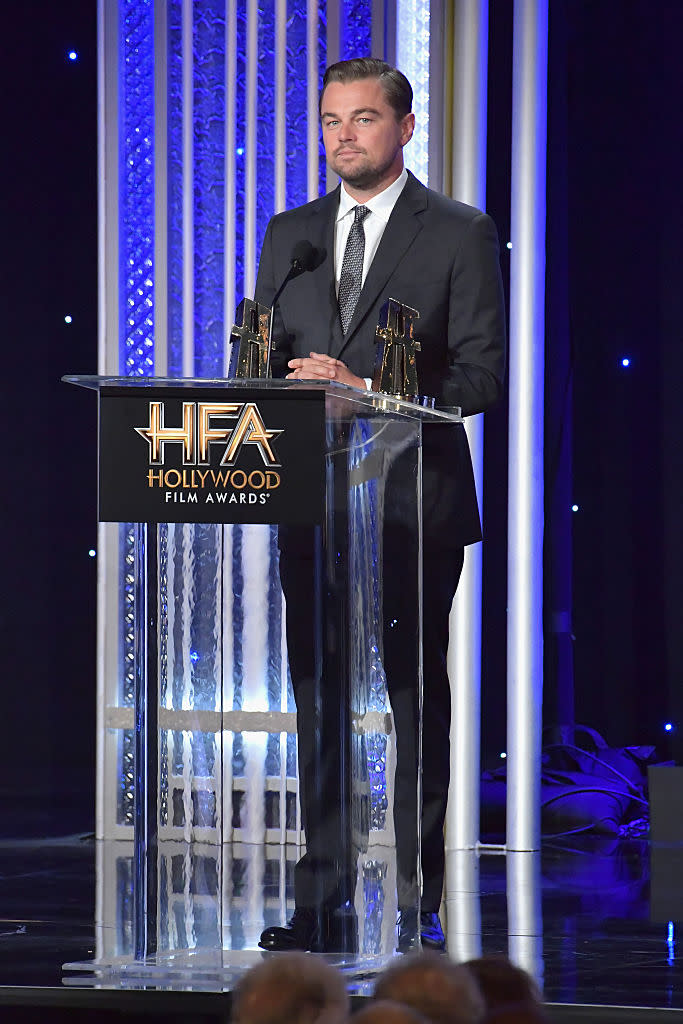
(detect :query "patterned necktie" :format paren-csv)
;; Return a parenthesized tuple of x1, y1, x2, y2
(338, 205, 370, 335)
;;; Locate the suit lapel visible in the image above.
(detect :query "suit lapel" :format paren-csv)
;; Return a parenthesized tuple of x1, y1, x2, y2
(299, 187, 342, 356)
(331, 172, 428, 359)
(324, 194, 344, 355)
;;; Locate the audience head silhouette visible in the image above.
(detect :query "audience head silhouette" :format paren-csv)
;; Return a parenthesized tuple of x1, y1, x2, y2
(374, 951, 485, 1024)
(231, 952, 349, 1024)
(353, 1000, 430, 1024)
(461, 956, 542, 1012)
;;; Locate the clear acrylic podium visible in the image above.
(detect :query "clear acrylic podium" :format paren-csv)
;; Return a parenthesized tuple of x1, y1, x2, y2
(64, 375, 462, 986)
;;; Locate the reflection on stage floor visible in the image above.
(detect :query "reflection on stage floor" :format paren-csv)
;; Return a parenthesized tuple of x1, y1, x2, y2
(2, 834, 683, 1010)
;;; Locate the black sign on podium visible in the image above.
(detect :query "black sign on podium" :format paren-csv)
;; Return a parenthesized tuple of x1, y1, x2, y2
(98, 386, 325, 525)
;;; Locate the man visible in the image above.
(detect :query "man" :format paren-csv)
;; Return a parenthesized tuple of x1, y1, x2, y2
(255, 58, 506, 953)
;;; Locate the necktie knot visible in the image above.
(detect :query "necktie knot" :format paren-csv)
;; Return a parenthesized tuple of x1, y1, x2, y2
(354, 205, 370, 224)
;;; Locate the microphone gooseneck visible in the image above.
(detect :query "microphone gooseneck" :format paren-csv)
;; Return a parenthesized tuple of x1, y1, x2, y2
(266, 240, 323, 373)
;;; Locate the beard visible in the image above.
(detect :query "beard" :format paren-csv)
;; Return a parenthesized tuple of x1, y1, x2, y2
(328, 149, 396, 190)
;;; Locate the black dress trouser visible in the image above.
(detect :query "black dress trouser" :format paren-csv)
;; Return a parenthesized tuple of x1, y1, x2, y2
(279, 530, 464, 913)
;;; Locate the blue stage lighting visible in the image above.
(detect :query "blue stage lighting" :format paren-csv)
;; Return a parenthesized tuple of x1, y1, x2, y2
(621, 357, 630, 367)
(68, 51, 78, 61)
(190, 650, 200, 663)
(665, 722, 674, 732)
(236, 147, 244, 156)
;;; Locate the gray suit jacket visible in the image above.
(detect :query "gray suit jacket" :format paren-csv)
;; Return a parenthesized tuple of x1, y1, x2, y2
(254, 171, 507, 548)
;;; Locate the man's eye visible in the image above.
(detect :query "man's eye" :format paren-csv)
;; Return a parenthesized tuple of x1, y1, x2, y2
(358, 118, 372, 124)
(325, 120, 339, 128)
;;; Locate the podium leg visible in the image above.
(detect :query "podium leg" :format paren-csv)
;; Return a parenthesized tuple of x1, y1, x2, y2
(133, 522, 159, 961)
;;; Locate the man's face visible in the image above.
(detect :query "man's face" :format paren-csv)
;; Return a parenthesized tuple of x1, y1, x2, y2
(320, 77, 414, 194)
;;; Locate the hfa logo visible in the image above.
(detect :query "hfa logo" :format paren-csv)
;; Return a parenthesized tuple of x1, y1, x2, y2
(134, 402, 283, 467)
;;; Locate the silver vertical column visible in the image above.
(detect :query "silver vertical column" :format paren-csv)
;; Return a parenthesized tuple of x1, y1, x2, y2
(181, 0, 194, 375)
(445, 0, 489, 853)
(325, 2, 339, 194)
(274, 0, 287, 214)
(244, 0, 258, 297)
(306, 0, 319, 201)
(96, 0, 121, 962)
(224, 0, 236, 372)
(507, 0, 547, 852)
(96, 0, 120, 851)
(507, 851, 543, 985)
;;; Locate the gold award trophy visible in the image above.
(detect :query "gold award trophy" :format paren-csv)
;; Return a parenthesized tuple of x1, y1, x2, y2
(228, 298, 271, 379)
(371, 298, 434, 407)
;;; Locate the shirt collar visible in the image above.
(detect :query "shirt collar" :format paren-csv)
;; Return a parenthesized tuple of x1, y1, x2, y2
(336, 167, 409, 223)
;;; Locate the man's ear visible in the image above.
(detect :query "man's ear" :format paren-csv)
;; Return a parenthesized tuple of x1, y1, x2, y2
(401, 112, 416, 146)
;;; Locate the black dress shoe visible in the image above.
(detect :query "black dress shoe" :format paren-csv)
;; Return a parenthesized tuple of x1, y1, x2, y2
(397, 910, 446, 953)
(397, 908, 419, 953)
(258, 908, 321, 951)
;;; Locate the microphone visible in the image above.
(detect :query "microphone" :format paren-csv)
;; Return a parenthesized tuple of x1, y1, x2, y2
(266, 240, 323, 373)
(290, 239, 318, 276)
(272, 241, 318, 308)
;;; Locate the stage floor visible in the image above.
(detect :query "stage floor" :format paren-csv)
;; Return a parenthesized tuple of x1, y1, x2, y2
(2, 833, 683, 1010)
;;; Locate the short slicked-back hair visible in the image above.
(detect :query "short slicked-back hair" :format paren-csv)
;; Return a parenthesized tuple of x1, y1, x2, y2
(320, 58, 413, 120)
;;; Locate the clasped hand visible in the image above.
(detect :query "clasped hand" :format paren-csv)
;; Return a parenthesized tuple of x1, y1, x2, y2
(286, 351, 366, 390)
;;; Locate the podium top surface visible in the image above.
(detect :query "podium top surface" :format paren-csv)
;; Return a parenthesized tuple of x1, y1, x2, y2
(62, 375, 462, 424)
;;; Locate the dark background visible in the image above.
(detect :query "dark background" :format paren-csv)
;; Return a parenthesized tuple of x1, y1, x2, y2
(1, 0, 681, 829)
(1, 0, 98, 831)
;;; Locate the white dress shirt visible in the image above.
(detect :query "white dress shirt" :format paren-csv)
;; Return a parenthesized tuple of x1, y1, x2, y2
(334, 167, 409, 294)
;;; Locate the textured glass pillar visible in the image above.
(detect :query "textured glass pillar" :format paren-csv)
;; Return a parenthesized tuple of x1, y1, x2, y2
(396, 0, 430, 183)
(286, 0, 313, 207)
(118, 0, 156, 831)
(193, 1, 227, 378)
(339, 0, 372, 57)
(167, 0, 184, 375)
(119, 0, 155, 376)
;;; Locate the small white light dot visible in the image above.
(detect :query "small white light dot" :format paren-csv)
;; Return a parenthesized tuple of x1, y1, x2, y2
(621, 357, 630, 367)
(665, 722, 674, 732)
(236, 147, 244, 156)
(88, 549, 96, 558)
(506, 242, 512, 250)
(572, 504, 579, 512)
(500, 752, 507, 759)
(64, 315, 72, 324)
(68, 50, 78, 61)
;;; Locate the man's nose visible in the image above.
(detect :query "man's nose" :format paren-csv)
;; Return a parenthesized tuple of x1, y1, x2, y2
(339, 120, 356, 141)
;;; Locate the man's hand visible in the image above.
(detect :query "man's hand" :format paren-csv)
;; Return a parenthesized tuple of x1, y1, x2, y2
(286, 351, 366, 389)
